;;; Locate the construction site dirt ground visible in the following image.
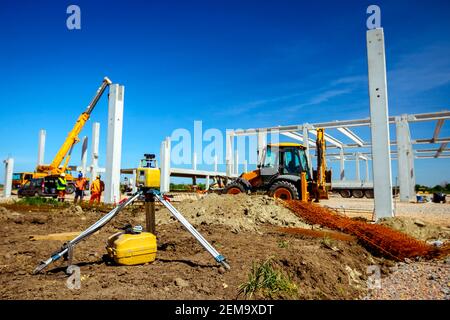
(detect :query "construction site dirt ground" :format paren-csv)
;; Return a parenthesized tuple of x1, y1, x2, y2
(0, 194, 448, 300)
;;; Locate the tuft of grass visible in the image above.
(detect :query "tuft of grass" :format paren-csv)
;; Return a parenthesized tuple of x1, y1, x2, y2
(15, 196, 64, 206)
(278, 240, 289, 249)
(320, 235, 335, 249)
(238, 258, 298, 299)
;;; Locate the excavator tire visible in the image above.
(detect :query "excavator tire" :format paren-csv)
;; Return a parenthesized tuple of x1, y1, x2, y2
(269, 181, 300, 200)
(224, 182, 246, 195)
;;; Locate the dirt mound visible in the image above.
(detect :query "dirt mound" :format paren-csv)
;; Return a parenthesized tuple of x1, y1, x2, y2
(378, 217, 450, 242)
(155, 194, 311, 233)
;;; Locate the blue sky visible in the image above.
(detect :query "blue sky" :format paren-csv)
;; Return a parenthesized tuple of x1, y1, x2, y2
(0, 0, 449, 186)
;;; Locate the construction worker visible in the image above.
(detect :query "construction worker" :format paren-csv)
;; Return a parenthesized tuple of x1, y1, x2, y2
(89, 175, 105, 204)
(56, 173, 67, 202)
(74, 172, 87, 204)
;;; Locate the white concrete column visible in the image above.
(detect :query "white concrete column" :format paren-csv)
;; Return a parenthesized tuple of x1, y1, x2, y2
(3, 158, 14, 197)
(339, 147, 345, 180)
(303, 125, 313, 178)
(205, 175, 210, 190)
(160, 137, 171, 193)
(192, 152, 197, 171)
(213, 155, 218, 174)
(257, 130, 267, 165)
(90, 122, 100, 181)
(234, 149, 239, 175)
(408, 140, 416, 199)
(365, 159, 370, 182)
(132, 169, 137, 193)
(395, 115, 416, 202)
(367, 28, 394, 219)
(81, 136, 88, 176)
(355, 153, 361, 181)
(104, 84, 124, 204)
(37, 129, 46, 166)
(226, 132, 234, 176)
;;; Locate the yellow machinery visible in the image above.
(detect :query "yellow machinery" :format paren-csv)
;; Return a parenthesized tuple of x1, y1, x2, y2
(314, 128, 329, 200)
(36, 77, 112, 177)
(106, 229, 157, 266)
(12, 172, 34, 189)
(136, 154, 161, 189)
(224, 128, 331, 202)
(15, 77, 112, 191)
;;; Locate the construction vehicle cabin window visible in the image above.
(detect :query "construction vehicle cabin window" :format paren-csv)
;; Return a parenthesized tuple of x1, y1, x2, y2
(299, 150, 310, 180)
(283, 148, 301, 174)
(263, 147, 277, 168)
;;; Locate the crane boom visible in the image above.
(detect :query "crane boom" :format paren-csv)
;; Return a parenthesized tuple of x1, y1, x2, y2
(36, 77, 112, 175)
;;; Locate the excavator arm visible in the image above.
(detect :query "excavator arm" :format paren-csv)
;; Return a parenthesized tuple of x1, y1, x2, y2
(36, 77, 112, 175)
(315, 128, 329, 199)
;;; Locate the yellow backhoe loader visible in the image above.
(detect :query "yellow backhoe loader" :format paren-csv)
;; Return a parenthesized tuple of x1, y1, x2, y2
(224, 128, 331, 202)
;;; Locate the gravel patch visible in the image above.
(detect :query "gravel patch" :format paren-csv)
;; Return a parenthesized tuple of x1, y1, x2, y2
(364, 260, 450, 300)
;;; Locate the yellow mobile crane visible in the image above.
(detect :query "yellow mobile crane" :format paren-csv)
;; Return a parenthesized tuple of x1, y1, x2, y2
(28, 77, 112, 192)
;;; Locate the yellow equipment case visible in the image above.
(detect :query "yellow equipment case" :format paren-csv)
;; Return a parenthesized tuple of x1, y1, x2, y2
(106, 231, 157, 266)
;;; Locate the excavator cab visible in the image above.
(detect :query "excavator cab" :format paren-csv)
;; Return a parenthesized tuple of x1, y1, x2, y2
(259, 143, 311, 182)
(224, 128, 331, 201)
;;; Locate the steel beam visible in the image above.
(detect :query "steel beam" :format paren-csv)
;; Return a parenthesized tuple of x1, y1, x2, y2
(337, 127, 364, 146)
(281, 132, 316, 147)
(432, 119, 445, 142)
(309, 130, 343, 149)
(435, 142, 449, 158)
(325, 137, 450, 149)
(231, 111, 450, 136)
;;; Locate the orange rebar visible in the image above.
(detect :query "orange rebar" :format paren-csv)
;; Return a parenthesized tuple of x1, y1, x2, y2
(277, 227, 355, 242)
(283, 200, 442, 261)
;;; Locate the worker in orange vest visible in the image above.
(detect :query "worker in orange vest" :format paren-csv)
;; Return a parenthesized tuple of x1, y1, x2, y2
(89, 175, 105, 204)
(74, 172, 87, 204)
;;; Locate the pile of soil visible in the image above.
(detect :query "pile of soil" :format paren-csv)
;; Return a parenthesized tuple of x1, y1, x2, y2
(153, 193, 311, 233)
(0, 198, 382, 300)
(378, 217, 450, 243)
